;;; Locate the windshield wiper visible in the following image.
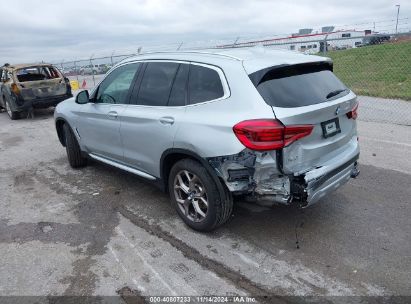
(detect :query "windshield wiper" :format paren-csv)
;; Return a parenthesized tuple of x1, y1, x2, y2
(326, 89, 347, 99)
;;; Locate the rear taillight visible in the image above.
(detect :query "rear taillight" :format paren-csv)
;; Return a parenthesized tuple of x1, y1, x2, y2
(347, 103, 358, 120)
(233, 119, 313, 151)
(283, 125, 314, 146)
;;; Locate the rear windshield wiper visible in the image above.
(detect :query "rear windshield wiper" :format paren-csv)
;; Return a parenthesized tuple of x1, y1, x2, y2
(326, 89, 347, 99)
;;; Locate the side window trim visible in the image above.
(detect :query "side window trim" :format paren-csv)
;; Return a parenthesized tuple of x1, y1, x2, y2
(187, 62, 230, 106)
(167, 63, 189, 107)
(123, 59, 230, 107)
(166, 63, 182, 106)
(129, 62, 148, 106)
(124, 63, 143, 105)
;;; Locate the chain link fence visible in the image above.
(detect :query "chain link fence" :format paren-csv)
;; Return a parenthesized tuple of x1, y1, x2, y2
(59, 32, 411, 125)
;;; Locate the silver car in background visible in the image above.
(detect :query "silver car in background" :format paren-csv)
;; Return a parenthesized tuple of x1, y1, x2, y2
(55, 48, 360, 231)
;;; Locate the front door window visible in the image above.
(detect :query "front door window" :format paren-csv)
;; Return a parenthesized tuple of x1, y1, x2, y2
(96, 63, 140, 104)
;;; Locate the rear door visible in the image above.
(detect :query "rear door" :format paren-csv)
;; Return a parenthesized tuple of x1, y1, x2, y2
(121, 61, 188, 177)
(251, 62, 359, 174)
(74, 62, 140, 162)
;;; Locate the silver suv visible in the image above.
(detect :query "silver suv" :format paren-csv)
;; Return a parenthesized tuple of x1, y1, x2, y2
(55, 48, 360, 231)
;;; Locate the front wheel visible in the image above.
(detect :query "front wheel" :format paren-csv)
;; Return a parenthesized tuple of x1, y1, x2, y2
(63, 123, 87, 168)
(168, 159, 233, 232)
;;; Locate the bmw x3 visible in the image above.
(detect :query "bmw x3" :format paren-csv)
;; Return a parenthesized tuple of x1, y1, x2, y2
(55, 48, 360, 231)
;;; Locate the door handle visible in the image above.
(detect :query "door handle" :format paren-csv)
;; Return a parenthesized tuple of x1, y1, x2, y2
(108, 111, 118, 119)
(159, 117, 175, 125)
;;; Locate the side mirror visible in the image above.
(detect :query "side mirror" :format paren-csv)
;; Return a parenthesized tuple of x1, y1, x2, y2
(75, 90, 89, 104)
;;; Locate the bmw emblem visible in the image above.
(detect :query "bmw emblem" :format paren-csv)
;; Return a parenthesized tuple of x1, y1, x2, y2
(335, 106, 341, 116)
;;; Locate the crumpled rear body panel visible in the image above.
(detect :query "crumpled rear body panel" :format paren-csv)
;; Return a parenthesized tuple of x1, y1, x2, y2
(208, 149, 291, 205)
(208, 143, 359, 207)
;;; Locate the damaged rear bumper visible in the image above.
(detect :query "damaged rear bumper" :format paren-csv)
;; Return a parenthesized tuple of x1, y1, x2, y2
(208, 149, 359, 208)
(14, 93, 72, 111)
(291, 155, 359, 207)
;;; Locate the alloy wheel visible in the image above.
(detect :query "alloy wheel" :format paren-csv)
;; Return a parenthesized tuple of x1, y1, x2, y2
(173, 170, 208, 222)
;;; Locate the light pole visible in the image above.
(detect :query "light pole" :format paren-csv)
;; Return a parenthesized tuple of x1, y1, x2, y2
(395, 4, 400, 35)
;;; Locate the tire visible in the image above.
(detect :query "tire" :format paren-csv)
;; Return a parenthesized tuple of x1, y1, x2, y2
(4, 98, 19, 120)
(63, 123, 87, 168)
(168, 159, 233, 232)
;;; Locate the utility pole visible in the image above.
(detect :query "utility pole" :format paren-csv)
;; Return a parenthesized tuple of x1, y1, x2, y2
(110, 50, 115, 67)
(89, 54, 95, 87)
(395, 4, 400, 35)
(233, 36, 240, 47)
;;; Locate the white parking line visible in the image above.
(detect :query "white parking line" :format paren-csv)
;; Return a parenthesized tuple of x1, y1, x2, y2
(108, 245, 146, 292)
(115, 227, 178, 296)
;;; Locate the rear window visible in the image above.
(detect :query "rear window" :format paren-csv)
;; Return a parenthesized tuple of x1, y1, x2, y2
(252, 63, 348, 108)
(15, 66, 61, 82)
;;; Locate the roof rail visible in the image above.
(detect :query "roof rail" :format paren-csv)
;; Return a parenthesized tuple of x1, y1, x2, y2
(121, 50, 242, 61)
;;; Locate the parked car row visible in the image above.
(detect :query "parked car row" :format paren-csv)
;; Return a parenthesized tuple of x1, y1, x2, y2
(79, 64, 111, 75)
(60, 64, 112, 76)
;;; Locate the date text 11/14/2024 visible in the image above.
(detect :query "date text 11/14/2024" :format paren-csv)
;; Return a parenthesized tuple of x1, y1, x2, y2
(148, 296, 257, 303)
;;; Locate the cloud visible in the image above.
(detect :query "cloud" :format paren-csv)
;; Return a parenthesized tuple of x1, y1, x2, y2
(0, 0, 409, 63)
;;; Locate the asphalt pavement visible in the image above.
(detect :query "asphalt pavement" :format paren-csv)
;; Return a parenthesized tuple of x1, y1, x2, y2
(0, 103, 410, 302)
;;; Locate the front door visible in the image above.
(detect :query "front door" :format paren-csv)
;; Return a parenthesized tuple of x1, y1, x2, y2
(74, 62, 141, 162)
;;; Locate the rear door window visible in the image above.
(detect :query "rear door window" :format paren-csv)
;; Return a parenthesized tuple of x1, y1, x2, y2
(251, 63, 348, 108)
(134, 62, 180, 106)
(188, 64, 224, 104)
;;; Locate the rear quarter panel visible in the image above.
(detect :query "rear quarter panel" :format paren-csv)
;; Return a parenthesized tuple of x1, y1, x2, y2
(174, 60, 275, 158)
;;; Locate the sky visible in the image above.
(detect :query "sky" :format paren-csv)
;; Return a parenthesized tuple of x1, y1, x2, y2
(0, 0, 409, 64)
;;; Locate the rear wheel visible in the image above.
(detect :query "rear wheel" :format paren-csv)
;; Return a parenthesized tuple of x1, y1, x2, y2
(168, 159, 233, 231)
(5, 98, 19, 120)
(63, 123, 87, 168)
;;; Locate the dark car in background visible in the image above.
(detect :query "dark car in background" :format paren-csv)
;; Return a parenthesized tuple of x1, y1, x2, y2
(0, 63, 72, 119)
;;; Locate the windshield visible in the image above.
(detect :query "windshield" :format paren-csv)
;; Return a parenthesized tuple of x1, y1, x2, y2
(251, 63, 348, 108)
